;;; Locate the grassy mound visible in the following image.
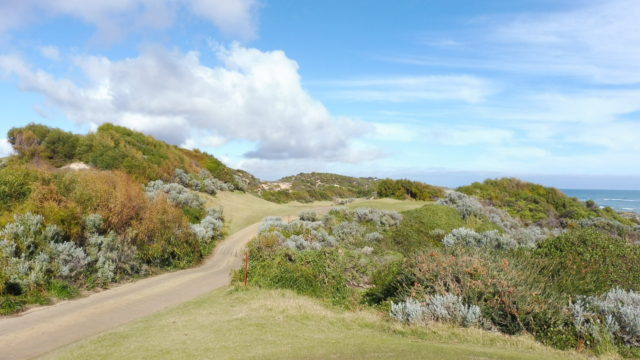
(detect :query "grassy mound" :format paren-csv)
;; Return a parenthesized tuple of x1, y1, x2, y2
(42, 288, 586, 360)
(7, 123, 255, 186)
(258, 172, 379, 203)
(458, 177, 631, 226)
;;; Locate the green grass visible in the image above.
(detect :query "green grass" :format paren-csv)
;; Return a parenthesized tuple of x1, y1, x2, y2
(41, 287, 590, 360)
(345, 198, 428, 212)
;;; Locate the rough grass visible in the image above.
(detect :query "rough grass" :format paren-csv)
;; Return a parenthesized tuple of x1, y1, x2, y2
(205, 192, 426, 234)
(41, 287, 592, 360)
(345, 198, 428, 212)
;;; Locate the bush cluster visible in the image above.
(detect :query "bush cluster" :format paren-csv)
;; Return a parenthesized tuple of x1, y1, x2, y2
(457, 178, 633, 226)
(239, 208, 405, 306)
(145, 180, 204, 210)
(259, 172, 378, 204)
(390, 294, 483, 327)
(173, 169, 237, 195)
(7, 123, 247, 187)
(0, 168, 226, 313)
(376, 178, 444, 201)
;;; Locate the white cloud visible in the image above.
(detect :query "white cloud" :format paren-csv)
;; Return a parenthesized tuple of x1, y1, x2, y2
(0, 0, 260, 43)
(39, 45, 60, 61)
(427, 126, 514, 146)
(0, 138, 12, 157)
(187, 0, 259, 40)
(329, 75, 494, 103)
(0, 44, 374, 161)
(494, 0, 640, 84)
(370, 123, 416, 142)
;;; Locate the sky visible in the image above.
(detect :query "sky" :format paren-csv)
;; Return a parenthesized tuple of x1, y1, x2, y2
(0, 0, 639, 189)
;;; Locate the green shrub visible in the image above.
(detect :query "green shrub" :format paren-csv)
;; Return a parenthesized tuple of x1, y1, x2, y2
(48, 279, 79, 299)
(0, 165, 38, 213)
(457, 178, 632, 226)
(242, 246, 357, 306)
(387, 204, 498, 254)
(377, 178, 444, 201)
(535, 229, 640, 296)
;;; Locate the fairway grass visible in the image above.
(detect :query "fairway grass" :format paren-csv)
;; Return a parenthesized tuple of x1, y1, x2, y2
(42, 287, 591, 360)
(204, 192, 427, 234)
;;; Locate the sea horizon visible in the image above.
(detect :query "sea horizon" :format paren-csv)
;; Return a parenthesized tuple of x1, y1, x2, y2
(561, 188, 640, 213)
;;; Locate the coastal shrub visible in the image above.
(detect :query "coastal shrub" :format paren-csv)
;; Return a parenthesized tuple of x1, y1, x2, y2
(388, 204, 498, 254)
(437, 191, 485, 219)
(571, 288, 640, 349)
(0, 166, 38, 212)
(242, 246, 357, 306)
(298, 210, 318, 222)
(390, 294, 483, 327)
(145, 180, 204, 210)
(457, 178, 631, 226)
(376, 178, 444, 200)
(85, 214, 141, 285)
(352, 207, 403, 227)
(535, 229, 640, 295)
(328, 207, 403, 228)
(190, 208, 224, 248)
(50, 241, 90, 280)
(364, 232, 383, 242)
(578, 217, 639, 242)
(332, 221, 363, 242)
(442, 227, 516, 249)
(59, 170, 147, 235)
(173, 168, 234, 195)
(131, 197, 202, 267)
(593, 288, 640, 347)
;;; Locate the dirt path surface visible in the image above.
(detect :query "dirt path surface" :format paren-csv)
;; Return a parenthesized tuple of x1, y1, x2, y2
(0, 221, 262, 360)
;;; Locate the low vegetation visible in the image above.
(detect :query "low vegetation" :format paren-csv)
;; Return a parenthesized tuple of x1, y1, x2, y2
(7, 123, 254, 187)
(0, 124, 237, 314)
(376, 178, 444, 201)
(458, 177, 632, 226)
(42, 288, 587, 360)
(257, 172, 379, 203)
(242, 184, 640, 357)
(256, 172, 444, 204)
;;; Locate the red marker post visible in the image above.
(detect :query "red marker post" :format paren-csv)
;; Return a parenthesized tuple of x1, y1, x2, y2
(244, 252, 248, 287)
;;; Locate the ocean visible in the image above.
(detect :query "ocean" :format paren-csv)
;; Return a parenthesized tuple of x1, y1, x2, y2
(562, 189, 640, 213)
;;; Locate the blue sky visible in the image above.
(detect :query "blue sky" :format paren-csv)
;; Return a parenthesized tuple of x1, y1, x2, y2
(0, 0, 639, 189)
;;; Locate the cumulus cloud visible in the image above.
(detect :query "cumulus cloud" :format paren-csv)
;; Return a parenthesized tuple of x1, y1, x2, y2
(0, 44, 374, 161)
(39, 45, 60, 61)
(0, 138, 12, 157)
(327, 75, 494, 103)
(0, 0, 259, 42)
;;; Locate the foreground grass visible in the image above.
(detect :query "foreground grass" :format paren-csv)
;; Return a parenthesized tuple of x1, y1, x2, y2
(43, 287, 590, 360)
(205, 192, 427, 234)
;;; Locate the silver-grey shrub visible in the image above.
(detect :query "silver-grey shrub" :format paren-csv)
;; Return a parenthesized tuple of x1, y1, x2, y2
(364, 232, 383, 242)
(443, 227, 516, 249)
(437, 191, 485, 219)
(51, 241, 90, 280)
(145, 180, 204, 209)
(353, 208, 403, 227)
(390, 298, 424, 323)
(390, 294, 482, 327)
(332, 221, 364, 242)
(260, 216, 287, 232)
(173, 168, 235, 195)
(593, 288, 640, 347)
(87, 231, 139, 285)
(298, 210, 318, 222)
(191, 208, 224, 246)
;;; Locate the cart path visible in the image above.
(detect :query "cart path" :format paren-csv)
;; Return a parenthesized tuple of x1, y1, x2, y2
(0, 221, 262, 360)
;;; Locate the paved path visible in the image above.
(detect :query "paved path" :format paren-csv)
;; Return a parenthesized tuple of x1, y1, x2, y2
(0, 221, 262, 360)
